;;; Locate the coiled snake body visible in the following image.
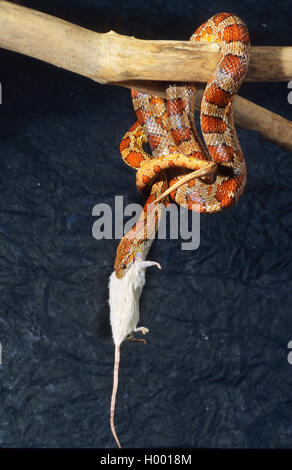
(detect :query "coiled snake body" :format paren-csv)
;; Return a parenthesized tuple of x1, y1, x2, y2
(114, 12, 250, 278)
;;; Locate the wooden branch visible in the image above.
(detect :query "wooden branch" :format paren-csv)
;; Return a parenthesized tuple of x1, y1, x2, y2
(1, 1, 292, 83)
(0, 1, 292, 152)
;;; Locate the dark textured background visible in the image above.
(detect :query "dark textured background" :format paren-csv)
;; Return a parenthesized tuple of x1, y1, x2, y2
(0, 0, 292, 449)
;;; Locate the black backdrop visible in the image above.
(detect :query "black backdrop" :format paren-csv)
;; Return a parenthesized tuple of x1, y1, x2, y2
(0, 0, 292, 449)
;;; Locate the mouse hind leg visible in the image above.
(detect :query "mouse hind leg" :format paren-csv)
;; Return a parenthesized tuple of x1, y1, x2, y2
(127, 327, 149, 344)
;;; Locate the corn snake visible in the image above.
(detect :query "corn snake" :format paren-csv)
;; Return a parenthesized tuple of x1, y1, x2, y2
(114, 12, 250, 278)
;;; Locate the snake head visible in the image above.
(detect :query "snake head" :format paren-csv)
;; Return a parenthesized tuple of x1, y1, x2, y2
(114, 230, 160, 279)
(114, 236, 136, 279)
(114, 217, 152, 278)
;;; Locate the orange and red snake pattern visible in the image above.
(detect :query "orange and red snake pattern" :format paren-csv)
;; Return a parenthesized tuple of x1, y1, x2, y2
(114, 12, 250, 278)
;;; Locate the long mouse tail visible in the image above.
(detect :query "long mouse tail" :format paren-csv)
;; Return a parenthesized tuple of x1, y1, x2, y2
(110, 344, 121, 448)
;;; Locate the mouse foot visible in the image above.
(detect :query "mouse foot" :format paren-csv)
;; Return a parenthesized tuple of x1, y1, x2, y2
(127, 334, 147, 344)
(135, 326, 149, 336)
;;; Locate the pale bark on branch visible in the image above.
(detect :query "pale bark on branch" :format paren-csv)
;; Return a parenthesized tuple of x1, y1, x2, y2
(0, 1, 292, 151)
